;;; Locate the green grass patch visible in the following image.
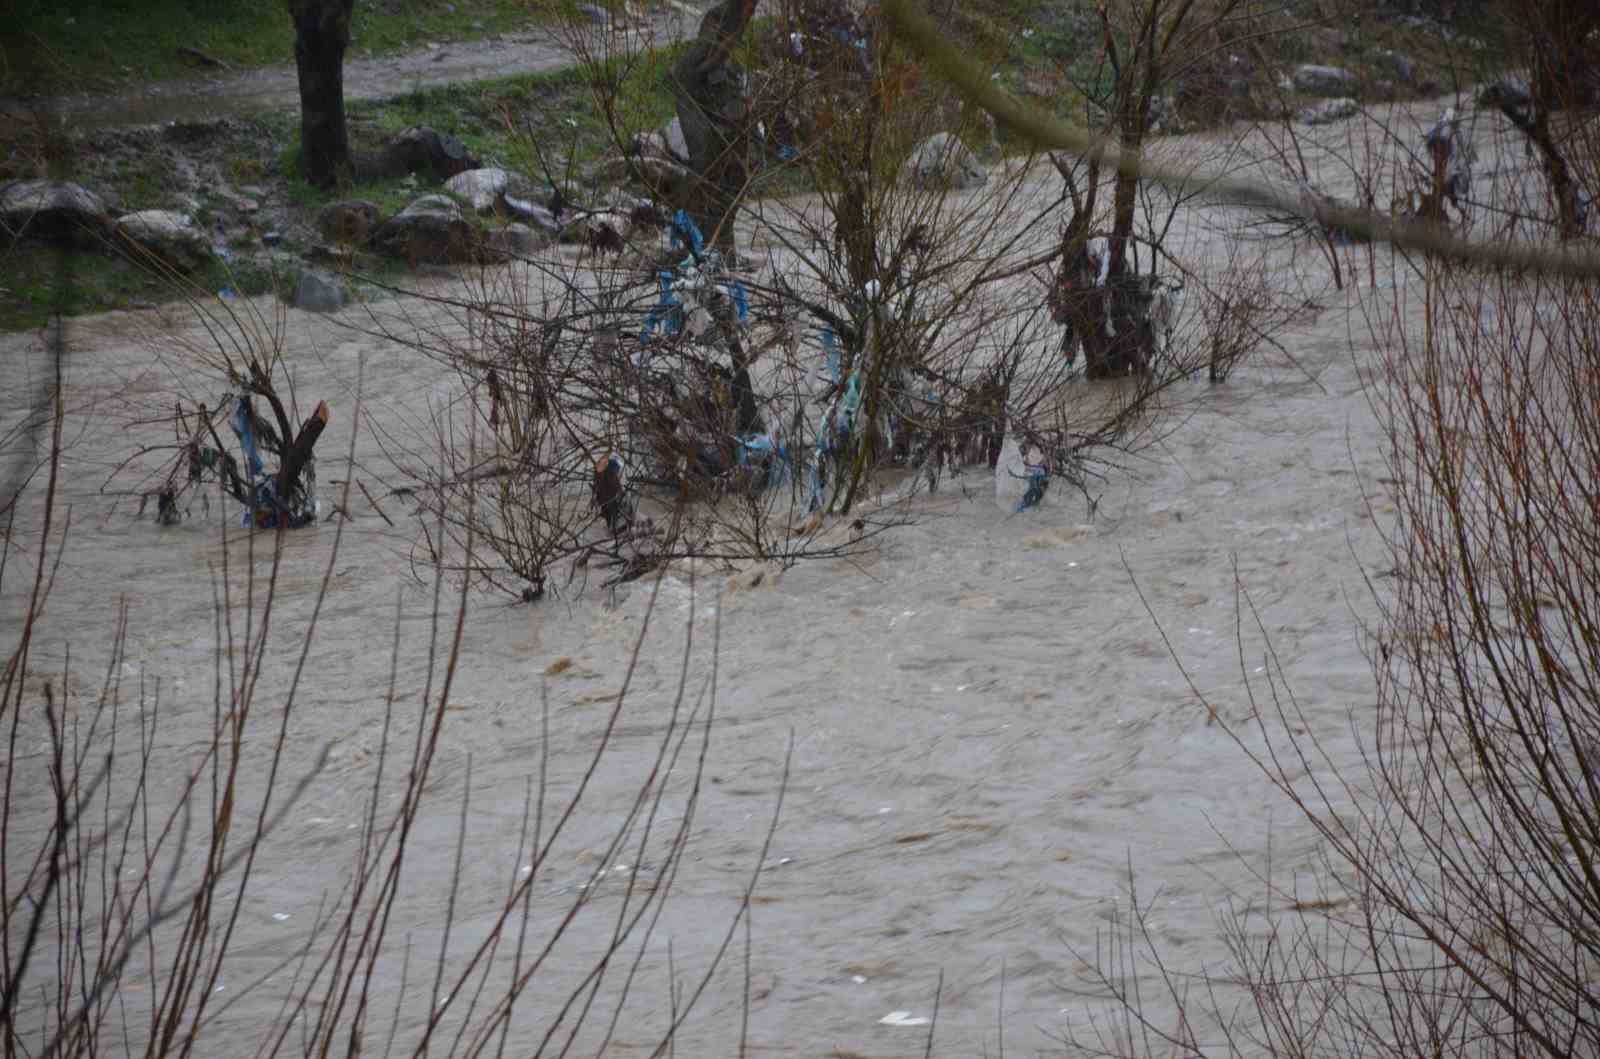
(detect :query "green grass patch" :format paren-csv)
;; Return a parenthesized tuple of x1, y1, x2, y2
(0, 234, 424, 331)
(1, 0, 579, 96)
(275, 54, 681, 210)
(0, 47, 689, 331)
(0, 241, 290, 331)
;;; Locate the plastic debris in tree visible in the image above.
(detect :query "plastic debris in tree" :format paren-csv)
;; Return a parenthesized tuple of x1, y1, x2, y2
(643, 270, 686, 340)
(227, 393, 325, 529)
(641, 212, 750, 343)
(671, 208, 705, 259)
(592, 453, 633, 535)
(805, 361, 865, 512)
(732, 431, 791, 492)
(819, 326, 842, 387)
(994, 434, 1048, 513)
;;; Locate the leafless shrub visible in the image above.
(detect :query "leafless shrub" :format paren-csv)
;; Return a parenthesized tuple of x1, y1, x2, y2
(2, 321, 786, 1055)
(1041, 31, 1600, 1059)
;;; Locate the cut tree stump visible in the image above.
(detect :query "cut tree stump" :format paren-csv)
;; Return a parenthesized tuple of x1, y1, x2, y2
(276, 400, 330, 503)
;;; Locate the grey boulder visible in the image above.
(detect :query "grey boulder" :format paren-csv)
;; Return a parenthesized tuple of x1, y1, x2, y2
(445, 167, 537, 214)
(1, 180, 111, 243)
(116, 210, 212, 270)
(1293, 64, 1358, 97)
(485, 222, 549, 258)
(292, 269, 346, 313)
(903, 133, 987, 191)
(634, 118, 690, 164)
(1373, 50, 1415, 83)
(1300, 97, 1358, 125)
(503, 195, 563, 232)
(371, 195, 482, 264)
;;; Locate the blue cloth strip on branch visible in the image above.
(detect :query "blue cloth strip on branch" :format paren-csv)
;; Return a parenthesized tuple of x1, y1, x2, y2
(1015, 465, 1048, 512)
(228, 394, 317, 530)
(733, 431, 791, 490)
(672, 209, 705, 260)
(819, 326, 841, 384)
(643, 270, 685, 339)
(231, 396, 265, 481)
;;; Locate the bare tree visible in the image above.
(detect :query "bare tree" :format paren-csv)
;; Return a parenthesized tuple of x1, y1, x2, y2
(3, 327, 788, 1054)
(672, 0, 760, 257)
(1045, 0, 1267, 378)
(1479, 0, 1599, 239)
(1018, 27, 1600, 1059)
(288, 0, 357, 189)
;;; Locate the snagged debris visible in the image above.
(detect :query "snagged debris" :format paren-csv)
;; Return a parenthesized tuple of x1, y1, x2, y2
(592, 454, 634, 535)
(995, 435, 1048, 513)
(155, 384, 329, 530)
(228, 395, 328, 529)
(879, 1011, 931, 1027)
(632, 211, 774, 495)
(1423, 107, 1474, 213)
(155, 490, 181, 526)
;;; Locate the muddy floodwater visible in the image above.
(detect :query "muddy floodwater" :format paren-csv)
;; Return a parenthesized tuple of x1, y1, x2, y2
(3, 100, 1504, 1055)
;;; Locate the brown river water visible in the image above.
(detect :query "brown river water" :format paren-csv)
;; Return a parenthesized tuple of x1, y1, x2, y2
(2, 98, 1522, 1055)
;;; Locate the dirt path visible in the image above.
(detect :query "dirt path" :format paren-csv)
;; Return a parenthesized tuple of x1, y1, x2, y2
(0, 10, 699, 133)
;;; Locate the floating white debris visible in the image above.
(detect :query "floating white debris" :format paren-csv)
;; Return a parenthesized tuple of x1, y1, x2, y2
(877, 807, 892, 814)
(272, 912, 291, 921)
(852, 975, 867, 984)
(880, 1011, 930, 1027)
(777, 857, 793, 866)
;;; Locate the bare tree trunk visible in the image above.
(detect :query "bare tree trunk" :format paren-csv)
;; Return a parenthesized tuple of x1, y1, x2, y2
(1495, 0, 1599, 240)
(276, 401, 330, 505)
(289, 0, 356, 191)
(1050, 1, 1179, 379)
(672, 0, 757, 257)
